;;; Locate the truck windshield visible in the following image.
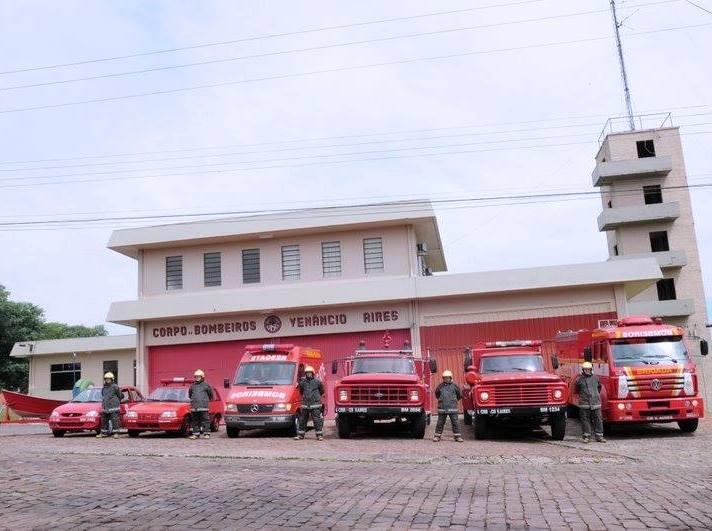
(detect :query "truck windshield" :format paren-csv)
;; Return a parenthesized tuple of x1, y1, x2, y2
(480, 355, 545, 373)
(352, 357, 416, 374)
(71, 388, 102, 403)
(610, 336, 688, 366)
(235, 362, 296, 385)
(148, 387, 189, 402)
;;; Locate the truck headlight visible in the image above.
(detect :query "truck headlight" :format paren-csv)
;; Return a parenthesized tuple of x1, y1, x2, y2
(409, 390, 420, 402)
(273, 403, 292, 411)
(225, 403, 238, 412)
(160, 411, 177, 418)
(125, 411, 138, 419)
(553, 389, 563, 400)
(617, 376, 629, 399)
(338, 389, 348, 401)
(683, 373, 694, 396)
(86, 410, 99, 418)
(479, 391, 490, 402)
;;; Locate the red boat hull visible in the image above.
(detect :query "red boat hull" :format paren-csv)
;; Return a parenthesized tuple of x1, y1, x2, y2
(1, 390, 66, 419)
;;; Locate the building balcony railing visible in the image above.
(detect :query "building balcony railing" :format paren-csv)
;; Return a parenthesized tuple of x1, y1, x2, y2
(627, 298, 695, 318)
(612, 250, 687, 269)
(598, 202, 680, 231)
(592, 155, 672, 187)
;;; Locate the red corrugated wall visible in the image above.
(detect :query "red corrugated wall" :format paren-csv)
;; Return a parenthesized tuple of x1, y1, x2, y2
(148, 328, 411, 419)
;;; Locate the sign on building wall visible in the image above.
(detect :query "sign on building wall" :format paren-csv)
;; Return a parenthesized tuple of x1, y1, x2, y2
(144, 304, 412, 346)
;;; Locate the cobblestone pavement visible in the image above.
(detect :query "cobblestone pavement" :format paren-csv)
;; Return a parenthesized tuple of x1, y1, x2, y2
(1, 418, 710, 529)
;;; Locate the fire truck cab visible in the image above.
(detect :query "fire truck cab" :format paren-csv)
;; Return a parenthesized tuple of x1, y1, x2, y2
(332, 341, 437, 439)
(546, 316, 707, 433)
(462, 341, 568, 440)
(223, 344, 326, 438)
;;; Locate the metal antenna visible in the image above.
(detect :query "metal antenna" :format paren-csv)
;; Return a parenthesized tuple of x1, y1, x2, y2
(610, 0, 636, 130)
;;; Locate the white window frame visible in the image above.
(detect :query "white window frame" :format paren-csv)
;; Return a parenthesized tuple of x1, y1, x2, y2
(363, 237, 384, 273)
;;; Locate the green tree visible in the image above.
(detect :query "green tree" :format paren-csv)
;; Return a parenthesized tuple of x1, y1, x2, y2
(0, 285, 106, 392)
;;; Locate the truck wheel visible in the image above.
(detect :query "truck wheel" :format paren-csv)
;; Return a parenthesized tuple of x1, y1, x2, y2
(410, 413, 426, 439)
(678, 419, 699, 433)
(128, 430, 140, 438)
(566, 404, 579, 419)
(474, 417, 488, 440)
(550, 412, 566, 441)
(463, 409, 472, 426)
(52, 430, 65, 438)
(336, 415, 352, 439)
(226, 426, 240, 438)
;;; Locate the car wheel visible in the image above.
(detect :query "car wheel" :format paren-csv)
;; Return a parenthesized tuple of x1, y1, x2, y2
(678, 419, 699, 433)
(179, 417, 190, 437)
(226, 426, 240, 438)
(128, 430, 140, 438)
(409, 413, 426, 439)
(550, 412, 566, 441)
(52, 430, 65, 438)
(336, 415, 352, 439)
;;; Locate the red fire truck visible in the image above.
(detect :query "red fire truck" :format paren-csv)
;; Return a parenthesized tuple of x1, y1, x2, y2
(332, 341, 437, 439)
(223, 344, 326, 438)
(545, 316, 708, 433)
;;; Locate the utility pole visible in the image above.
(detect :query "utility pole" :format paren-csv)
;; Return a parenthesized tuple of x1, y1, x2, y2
(610, 0, 636, 130)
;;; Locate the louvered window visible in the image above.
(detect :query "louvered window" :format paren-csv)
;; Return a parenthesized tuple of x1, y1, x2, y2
(321, 241, 342, 276)
(281, 245, 301, 280)
(204, 252, 222, 287)
(165, 256, 183, 290)
(242, 249, 260, 284)
(363, 237, 384, 273)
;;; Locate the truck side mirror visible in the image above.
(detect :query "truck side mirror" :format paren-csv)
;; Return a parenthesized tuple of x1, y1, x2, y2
(223, 378, 230, 389)
(331, 360, 338, 374)
(429, 359, 437, 374)
(583, 347, 593, 363)
(701, 340, 709, 356)
(552, 356, 559, 370)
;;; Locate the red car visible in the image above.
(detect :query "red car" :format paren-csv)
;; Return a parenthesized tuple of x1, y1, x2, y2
(49, 386, 144, 437)
(124, 378, 223, 437)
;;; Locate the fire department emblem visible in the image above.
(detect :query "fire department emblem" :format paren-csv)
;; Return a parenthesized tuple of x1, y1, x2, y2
(250, 404, 260, 413)
(264, 315, 282, 334)
(650, 379, 663, 391)
(374, 392, 384, 399)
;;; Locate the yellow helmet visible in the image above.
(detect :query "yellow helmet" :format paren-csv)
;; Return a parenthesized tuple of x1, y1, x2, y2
(582, 362, 593, 370)
(194, 369, 205, 378)
(442, 370, 453, 378)
(103, 372, 115, 380)
(304, 365, 315, 374)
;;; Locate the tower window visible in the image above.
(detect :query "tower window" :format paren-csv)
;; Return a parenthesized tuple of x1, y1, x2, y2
(636, 140, 656, 158)
(656, 278, 677, 301)
(649, 231, 670, 252)
(643, 185, 663, 205)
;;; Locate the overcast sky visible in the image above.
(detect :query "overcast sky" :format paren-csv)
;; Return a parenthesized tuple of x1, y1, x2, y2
(0, 0, 710, 335)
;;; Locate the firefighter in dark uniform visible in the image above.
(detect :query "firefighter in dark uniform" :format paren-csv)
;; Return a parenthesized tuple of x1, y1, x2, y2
(576, 361, 606, 443)
(434, 370, 463, 442)
(294, 365, 325, 441)
(189, 369, 213, 439)
(97, 372, 122, 439)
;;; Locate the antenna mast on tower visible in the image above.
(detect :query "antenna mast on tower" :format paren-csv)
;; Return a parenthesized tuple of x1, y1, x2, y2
(609, 0, 636, 130)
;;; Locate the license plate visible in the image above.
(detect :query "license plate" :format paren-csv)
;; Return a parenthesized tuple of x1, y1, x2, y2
(336, 407, 367, 413)
(399, 407, 422, 413)
(540, 406, 561, 413)
(478, 408, 511, 414)
(647, 415, 673, 421)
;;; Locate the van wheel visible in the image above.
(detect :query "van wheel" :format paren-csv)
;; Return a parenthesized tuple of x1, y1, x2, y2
(52, 430, 65, 438)
(410, 413, 426, 439)
(210, 416, 220, 433)
(550, 412, 566, 441)
(128, 430, 140, 438)
(474, 417, 488, 440)
(226, 426, 240, 438)
(287, 416, 299, 437)
(336, 415, 352, 439)
(678, 419, 699, 433)
(463, 409, 472, 426)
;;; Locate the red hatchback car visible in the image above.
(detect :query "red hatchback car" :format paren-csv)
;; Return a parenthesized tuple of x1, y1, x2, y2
(123, 378, 223, 437)
(49, 386, 144, 437)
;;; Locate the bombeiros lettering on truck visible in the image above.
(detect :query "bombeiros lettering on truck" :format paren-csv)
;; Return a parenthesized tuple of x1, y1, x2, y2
(545, 316, 708, 433)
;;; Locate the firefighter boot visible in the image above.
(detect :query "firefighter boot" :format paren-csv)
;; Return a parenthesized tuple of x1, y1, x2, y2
(112, 433, 119, 439)
(582, 435, 591, 443)
(202, 433, 211, 439)
(454, 434, 464, 442)
(96, 433, 107, 438)
(433, 433, 441, 442)
(189, 434, 198, 440)
(294, 434, 304, 440)
(596, 436, 607, 443)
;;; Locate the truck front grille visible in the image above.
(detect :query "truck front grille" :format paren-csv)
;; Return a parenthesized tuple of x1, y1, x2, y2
(348, 386, 408, 404)
(492, 384, 549, 406)
(627, 375, 684, 393)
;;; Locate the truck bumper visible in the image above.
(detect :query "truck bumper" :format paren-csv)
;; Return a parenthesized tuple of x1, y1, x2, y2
(473, 405, 564, 417)
(335, 406, 425, 416)
(605, 397, 704, 423)
(225, 414, 296, 430)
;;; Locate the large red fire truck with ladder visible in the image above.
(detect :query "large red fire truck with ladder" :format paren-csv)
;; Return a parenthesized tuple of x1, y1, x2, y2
(332, 339, 437, 439)
(545, 316, 708, 433)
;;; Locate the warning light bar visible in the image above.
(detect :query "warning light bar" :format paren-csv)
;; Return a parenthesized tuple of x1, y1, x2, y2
(160, 377, 193, 384)
(245, 344, 295, 353)
(485, 340, 542, 348)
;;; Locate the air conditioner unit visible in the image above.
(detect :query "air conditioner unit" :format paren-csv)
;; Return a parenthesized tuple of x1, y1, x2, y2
(416, 242, 428, 255)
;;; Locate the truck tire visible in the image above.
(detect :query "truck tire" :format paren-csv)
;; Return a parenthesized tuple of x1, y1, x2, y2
(463, 409, 472, 426)
(474, 417, 488, 440)
(566, 404, 579, 419)
(336, 415, 352, 439)
(128, 430, 140, 438)
(52, 430, 65, 438)
(226, 426, 240, 438)
(410, 413, 426, 439)
(678, 419, 699, 433)
(550, 412, 566, 441)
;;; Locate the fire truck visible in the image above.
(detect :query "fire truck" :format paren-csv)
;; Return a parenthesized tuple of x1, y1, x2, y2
(462, 340, 568, 440)
(332, 340, 437, 439)
(223, 344, 326, 438)
(545, 316, 708, 433)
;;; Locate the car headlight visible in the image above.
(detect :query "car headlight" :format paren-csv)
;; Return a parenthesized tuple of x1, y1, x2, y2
(409, 390, 420, 402)
(85, 410, 99, 418)
(50, 411, 60, 419)
(683, 373, 694, 396)
(225, 403, 238, 412)
(273, 403, 292, 411)
(479, 391, 490, 402)
(617, 376, 629, 399)
(553, 389, 563, 400)
(125, 411, 138, 419)
(160, 411, 177, 418)
(338, 389, 348, 401)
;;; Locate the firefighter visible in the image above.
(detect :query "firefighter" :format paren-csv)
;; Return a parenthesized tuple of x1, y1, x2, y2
(434, 370, 463, 442)
(294, 365, 325, 441)
(97, 372, 122, 439)
(576, 361, 606, 443)
(188, 369, 213, 439)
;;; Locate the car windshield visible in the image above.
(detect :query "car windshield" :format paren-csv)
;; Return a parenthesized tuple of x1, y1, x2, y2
(352, 357, 416, 374)
(611, 336, 688, 366)
(235, 362, 296, 385)
(71, 388, 102, 403)
(480, 355, 545, 373)
(148, 387, 189, 402)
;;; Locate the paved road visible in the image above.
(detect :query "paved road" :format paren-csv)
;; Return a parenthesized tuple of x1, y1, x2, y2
(1, 418, 710, 529)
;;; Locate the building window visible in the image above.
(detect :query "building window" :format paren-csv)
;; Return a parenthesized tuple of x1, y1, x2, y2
(656, 278, 677, 301)
(363, 237, 384, 273)
(165, 256, 183, 291)
(281, 245, 301, 280)
(204, 252, 222, 287)
(242, 249, 260, 284)
(636, 139, 655, 158)
(50, 363, 81, 391)
(103, 360, 119, 384)
(643, 184, 663, 205)
(613, 244, 619, 256)
(321, 241, 342, 277)
(649, 231, 670, 252)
